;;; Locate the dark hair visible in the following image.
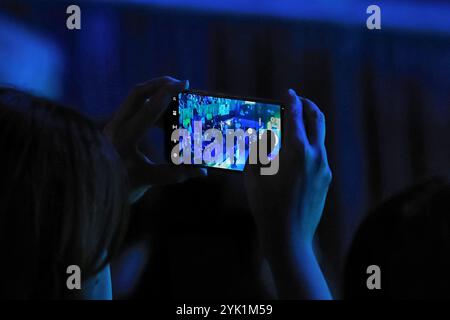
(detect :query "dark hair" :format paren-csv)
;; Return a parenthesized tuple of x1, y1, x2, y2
(0, 87, 129, 299)
(344, 177, 450, 299)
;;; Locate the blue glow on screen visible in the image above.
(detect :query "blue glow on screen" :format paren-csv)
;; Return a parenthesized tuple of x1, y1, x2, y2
(178, 92, 282, 171)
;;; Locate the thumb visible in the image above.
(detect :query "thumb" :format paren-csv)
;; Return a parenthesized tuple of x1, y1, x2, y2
(243, 163, 262, 213)
(131, 157, 207, 186)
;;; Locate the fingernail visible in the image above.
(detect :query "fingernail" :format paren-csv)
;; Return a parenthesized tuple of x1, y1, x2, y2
(195, 168, 207, 177)
(200, 168, 207, 176)
(184, 80, 190, 90)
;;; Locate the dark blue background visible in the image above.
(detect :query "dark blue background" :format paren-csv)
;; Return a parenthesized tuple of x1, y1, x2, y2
(0, 0, 449, 298)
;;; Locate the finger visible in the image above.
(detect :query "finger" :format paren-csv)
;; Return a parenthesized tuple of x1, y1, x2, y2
(127, 149, 207, 187)
(106, 77, 170, 133)
(133, 76, 185, 105)
(108, 77, 187, 133)
(144, 79, 189, 124)
(120, 79, 188, 144)
(286, 89, 309, 146)
(301, 97, 326, 149)
(134, 163, 207, 186)
(243, 159, 261, 185)
(243, 162, 263, 213)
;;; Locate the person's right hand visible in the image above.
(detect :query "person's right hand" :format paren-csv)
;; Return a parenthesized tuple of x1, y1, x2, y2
(104, 76, 205, 203)
(244, 89, 332, 299)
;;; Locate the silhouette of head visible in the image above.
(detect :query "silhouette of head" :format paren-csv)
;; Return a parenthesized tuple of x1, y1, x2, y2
(0, 87, 129, 298)
(344, 177, 450, 299)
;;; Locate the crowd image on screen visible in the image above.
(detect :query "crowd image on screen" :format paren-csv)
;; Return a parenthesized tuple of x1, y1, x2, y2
(178, 93, 281, 170)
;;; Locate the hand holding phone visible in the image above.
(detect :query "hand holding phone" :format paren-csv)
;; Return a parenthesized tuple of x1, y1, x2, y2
(244, 89, 333, 300)
(104, 77, 205, 202)
(166, 90, 284, 174)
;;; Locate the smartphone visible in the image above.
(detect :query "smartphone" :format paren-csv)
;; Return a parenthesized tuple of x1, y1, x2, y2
(166, 90, 284, 172)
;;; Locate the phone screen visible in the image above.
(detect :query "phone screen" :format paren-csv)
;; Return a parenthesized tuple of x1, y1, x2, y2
(170, 91, 282, 171)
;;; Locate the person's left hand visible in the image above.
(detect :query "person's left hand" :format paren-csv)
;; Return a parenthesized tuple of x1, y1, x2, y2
(244, 89, 332, 299)
(104, 76, 206, 202)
